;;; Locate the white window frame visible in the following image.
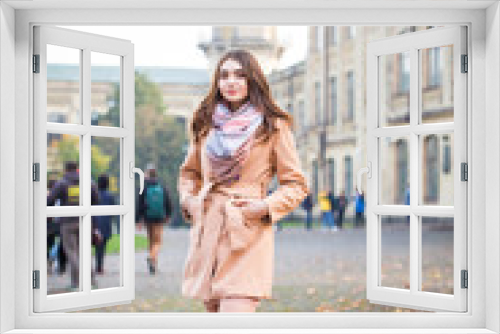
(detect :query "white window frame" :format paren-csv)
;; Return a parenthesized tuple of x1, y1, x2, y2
(365, 26, 467, 312)
(33, 25, 137, 313)
(0, 2, 499, 333)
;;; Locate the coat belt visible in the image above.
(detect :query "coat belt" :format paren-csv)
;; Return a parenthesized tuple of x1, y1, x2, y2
(195, 181, 263, 251)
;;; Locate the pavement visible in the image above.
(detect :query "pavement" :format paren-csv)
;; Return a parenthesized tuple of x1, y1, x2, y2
(47, 223, 454, 313)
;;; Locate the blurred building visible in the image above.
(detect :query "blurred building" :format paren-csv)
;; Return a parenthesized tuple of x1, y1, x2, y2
(198, 26, 285, 76)
(46, 25, 454, 214)
(299, 26, 454, 214)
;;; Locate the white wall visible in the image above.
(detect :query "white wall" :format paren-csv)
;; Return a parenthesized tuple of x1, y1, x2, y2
(0, 2, 16, 333)
(485, 2, 500, 333)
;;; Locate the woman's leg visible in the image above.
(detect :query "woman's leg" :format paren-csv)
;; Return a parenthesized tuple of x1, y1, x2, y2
(203, 299, 220, 312)
(219, 297, 260, 312)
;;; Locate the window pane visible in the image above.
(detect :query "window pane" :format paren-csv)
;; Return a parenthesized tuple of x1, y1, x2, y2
(91, 136, 121, 205)
(380, 136, 410, 205)
(315, 81, 321, 125)
(47, 134, 80, 207)
(91, 215, 122, 290)
(330, 77, 337, 125)
(380, 215, 410, 290)
(91, 52, 121, 127)
(421, 45, 454, 124)
(47, 216, 81, 294)
(421, 217, 454, 294)
(47, 44, 81, 124)
(347, 71, 355, 122)
(420, 134, 453, 206)
(344, 156, 353, 201)
(379, 52, 410, 127)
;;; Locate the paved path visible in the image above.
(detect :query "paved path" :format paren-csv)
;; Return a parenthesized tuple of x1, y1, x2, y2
(47, 225, 454, 312)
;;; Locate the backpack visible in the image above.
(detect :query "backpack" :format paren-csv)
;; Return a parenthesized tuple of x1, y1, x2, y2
(145, 183, 165, 219)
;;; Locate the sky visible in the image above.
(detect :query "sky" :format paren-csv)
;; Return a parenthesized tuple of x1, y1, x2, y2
(55, 26, 308, 70)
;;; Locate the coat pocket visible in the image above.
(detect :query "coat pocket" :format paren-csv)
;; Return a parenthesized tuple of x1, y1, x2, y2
(224, 200, 261, 251)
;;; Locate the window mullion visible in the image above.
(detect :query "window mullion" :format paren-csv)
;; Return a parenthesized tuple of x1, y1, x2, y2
(82, 48, 92, 293)
(409, 47, 419, 295)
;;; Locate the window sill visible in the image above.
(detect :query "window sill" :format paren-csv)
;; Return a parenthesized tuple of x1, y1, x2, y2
(4, 329, 497, 334)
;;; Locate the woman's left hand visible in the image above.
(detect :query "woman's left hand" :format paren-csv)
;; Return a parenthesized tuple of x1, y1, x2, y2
(233, 199, 269, 220)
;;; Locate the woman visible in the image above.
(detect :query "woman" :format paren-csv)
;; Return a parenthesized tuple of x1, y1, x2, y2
(178, 49, 308, 313)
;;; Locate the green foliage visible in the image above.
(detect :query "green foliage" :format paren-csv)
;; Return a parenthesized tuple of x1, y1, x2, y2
(56, 135, 79, 166)
(55, 135, 116, 182)
(60, 72, 188, 224)
(91, 234, 148, 255)
(103, 71, 188, 225)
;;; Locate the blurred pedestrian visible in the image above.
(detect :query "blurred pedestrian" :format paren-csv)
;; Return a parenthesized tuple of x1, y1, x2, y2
(301, 193, 313, 230)
(327, 190, 338, 230)
(337, 190, 346, 230)
(47, 161, 99, 290)
(355, 189, 365, 228)
(319, 190, 335, 231)
(94, 174, 115, 275)
(138, 163, 172, 275)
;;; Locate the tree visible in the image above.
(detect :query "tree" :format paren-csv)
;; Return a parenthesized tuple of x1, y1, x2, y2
(105, 71, 188, 226)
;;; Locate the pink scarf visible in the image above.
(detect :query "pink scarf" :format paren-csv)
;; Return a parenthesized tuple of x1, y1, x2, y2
(205, 101, 263, 183)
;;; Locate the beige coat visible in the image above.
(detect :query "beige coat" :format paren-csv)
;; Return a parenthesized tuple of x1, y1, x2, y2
(178, 118, 309, 301)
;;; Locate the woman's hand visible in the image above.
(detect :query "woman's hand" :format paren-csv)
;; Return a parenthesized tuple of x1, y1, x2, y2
(233, 199, 270, 220)
(182, 195, 200, 221)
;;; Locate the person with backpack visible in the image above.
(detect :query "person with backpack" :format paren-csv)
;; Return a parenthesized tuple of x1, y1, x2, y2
(137, 163, 172, 274)
(47, 161, 99, 290)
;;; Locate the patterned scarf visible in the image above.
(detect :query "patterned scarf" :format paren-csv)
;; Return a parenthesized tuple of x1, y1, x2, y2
(206, 101, 263, 183)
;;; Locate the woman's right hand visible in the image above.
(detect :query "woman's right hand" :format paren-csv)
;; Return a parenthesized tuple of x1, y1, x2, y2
(182, 195, 199, 222)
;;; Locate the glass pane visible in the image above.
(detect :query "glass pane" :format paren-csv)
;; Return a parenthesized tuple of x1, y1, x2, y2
(47, 216, 81, 294)
(380, 215, 410, 290)
(420, 134, 453, 206)
(47, 44, 81, 124)
(91, 215, 122, 290)
(379, 136, 410, 205)
(421, 45, 454, 124)
(91, 52, 121, 127)
(379, 51, 410, 127)
(47, 134, 80, 206)
(91, 136, 120, 204)
(421, 217, 454, 294)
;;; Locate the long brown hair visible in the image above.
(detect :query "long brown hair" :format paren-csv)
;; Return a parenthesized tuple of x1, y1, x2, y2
(190, 49, 292, 143)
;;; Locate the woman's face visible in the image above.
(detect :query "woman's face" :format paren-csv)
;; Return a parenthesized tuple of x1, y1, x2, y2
(218, 58, 249, 107)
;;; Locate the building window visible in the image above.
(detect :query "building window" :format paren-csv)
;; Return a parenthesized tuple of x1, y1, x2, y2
(330, 76, 337, 125)
(315, 26, 323, 52)
(345, 155, 353, 201)
(397, 139, 409, 204)
(425, 135, 439, 203)
(312, 159, 319, 201)
(443, 135, 451, 174)
(328, 26, 337, 46)
(328, 158, 335, 194)
(347, 71, 355, 121)
(346, 26, 356, 39)
(399, 52, 410, 93)
(315, 81, 322, 125)
(428, 47, 441, 87)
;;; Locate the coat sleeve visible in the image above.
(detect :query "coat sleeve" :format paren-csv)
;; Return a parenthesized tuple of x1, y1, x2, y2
(263, 119, 309, 224)
(177, 137, 203, 221)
